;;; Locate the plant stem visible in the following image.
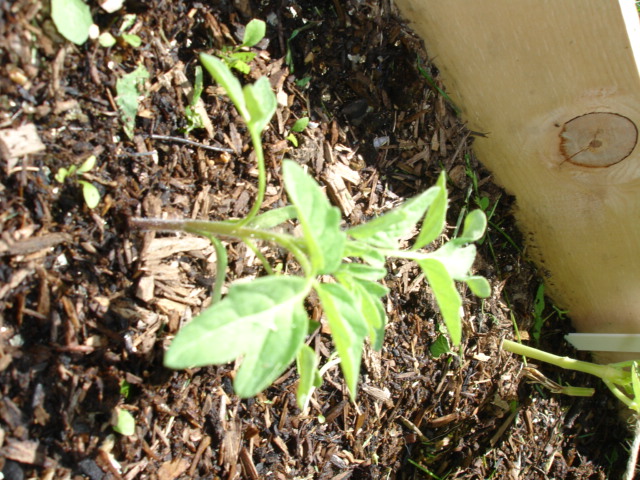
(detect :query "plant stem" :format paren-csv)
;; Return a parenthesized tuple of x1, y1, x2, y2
(236, 127, 266, 227)
(603, 379, 636, 410)
(244, 237, 275, 275)
(130, 217, 312, 275)
(502, 339, 630, 385)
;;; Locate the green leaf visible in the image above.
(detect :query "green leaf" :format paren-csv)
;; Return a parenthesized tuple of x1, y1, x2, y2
(418, 258, 463, 345)
(248, 205, 297, 229)
(119, 14, 137, 33)
(350, 279, 387, 351)
(78, 180, 100, 209)
(55, 167, 70, 183)
(295, 76, 312, 88)
(286, 133, 298, 147)
(532, 284, 546, 343)
(465, 276, 491, 298)
(200, 53, 249, 120)
(316, 282, 368, 399)
(429, 243, 476, 281)
(350, 277, 389, 299)
(477, 196, 490, 211)
(241, 19, 266, 47)
(229, 51, 257, 63)
(234, 301, 308, 397)
(334, 273, 388, 350)
(115, 64, 149, 139)
(430, 334, 451, 357)
(98, 32, 117, 47)
(296, 344, 322, 410)
(121, 33, 142, 48)
(191, 65, 204, 106)
(113, 408, 135, 436)
(291, 116, 310, 132)
(230, 59, 251, 75)
(456, 209, 487, 243)
(243, 76, 277, 135)
(51, 0, 93, 45)
(164, 276, 310, 369)
(184, 105, 203, 133)
(414, 171, 448, 249)
(347, 187, 440, 249)
(76, 155, 96, 175)
(283, 160, 346, 275)
(336, 263, 387, 282)
(119, 379, 130, 398)
(342, 241, 386, 268)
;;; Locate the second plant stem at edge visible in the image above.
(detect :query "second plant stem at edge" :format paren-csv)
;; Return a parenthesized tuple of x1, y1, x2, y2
(502, 339, 630, 385)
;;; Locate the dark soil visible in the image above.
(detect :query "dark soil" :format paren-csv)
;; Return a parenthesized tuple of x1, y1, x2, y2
(0, 0, 632, 479)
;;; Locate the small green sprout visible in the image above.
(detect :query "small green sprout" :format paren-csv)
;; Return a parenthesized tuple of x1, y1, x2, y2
(531, 284, 568, 344)
(132, 45, 490, 408)
(285, 22, 318, 73)
(112, 408, 135, 436)
(286, 116, 310, 147)
(115, 64, 149, 139)
(98, 14, 142, 48)
(430, 323, 453, 358)
(219, 19, 266, 74)
(119, 379, 131, 399)
(55, 155, 101, 209)
(182, 66, 205, 135)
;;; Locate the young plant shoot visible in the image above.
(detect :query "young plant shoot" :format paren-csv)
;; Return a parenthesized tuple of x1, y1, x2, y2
(55, 154, 101, 209)
(503, 339, 640, 412)
(131, 29, 490, 408)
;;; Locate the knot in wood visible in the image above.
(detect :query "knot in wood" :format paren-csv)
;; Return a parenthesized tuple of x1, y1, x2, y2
(559, 112, 637, 168)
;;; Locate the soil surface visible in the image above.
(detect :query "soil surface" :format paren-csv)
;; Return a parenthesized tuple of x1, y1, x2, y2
(0, 1, 632, 479)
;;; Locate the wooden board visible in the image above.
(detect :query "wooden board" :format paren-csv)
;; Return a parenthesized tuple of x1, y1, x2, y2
(394, 0, 640, 360)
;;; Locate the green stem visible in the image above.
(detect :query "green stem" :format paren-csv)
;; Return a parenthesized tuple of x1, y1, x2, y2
(244, 237, 275, 275)
(502, 339, 630, 385)
(130, 217, 312, 276)
(236, 127, 266, 227)
(204, 234, 227, 304)
(603, 378, 636, 410)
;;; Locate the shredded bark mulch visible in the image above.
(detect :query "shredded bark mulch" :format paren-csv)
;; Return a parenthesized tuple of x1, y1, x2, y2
(0, 0, 631, 478)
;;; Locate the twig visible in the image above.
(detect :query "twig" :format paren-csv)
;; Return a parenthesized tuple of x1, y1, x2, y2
(116, 150, 158, 158)
(148, 134, 233, 153)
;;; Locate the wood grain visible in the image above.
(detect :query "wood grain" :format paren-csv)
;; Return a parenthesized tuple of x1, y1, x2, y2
(395, 0, 640, 359)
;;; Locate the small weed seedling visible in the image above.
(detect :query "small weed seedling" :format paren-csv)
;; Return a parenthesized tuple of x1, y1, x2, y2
(286, 116, 310, 147)
(112, 408, 135, 436)
(116, 64, 149, 139)
(98, 14, 142, 48)
(132, 41, 490, 408)
(530, 284, 567, 344)
(55, 155, 101, 209)
(219, 19, 266, 74)
(182, 66, 205, 135)
(285, 22, 319, 73)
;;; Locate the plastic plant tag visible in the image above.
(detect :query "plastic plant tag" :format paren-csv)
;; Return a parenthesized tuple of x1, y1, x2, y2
(565, 333, 640, 352)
